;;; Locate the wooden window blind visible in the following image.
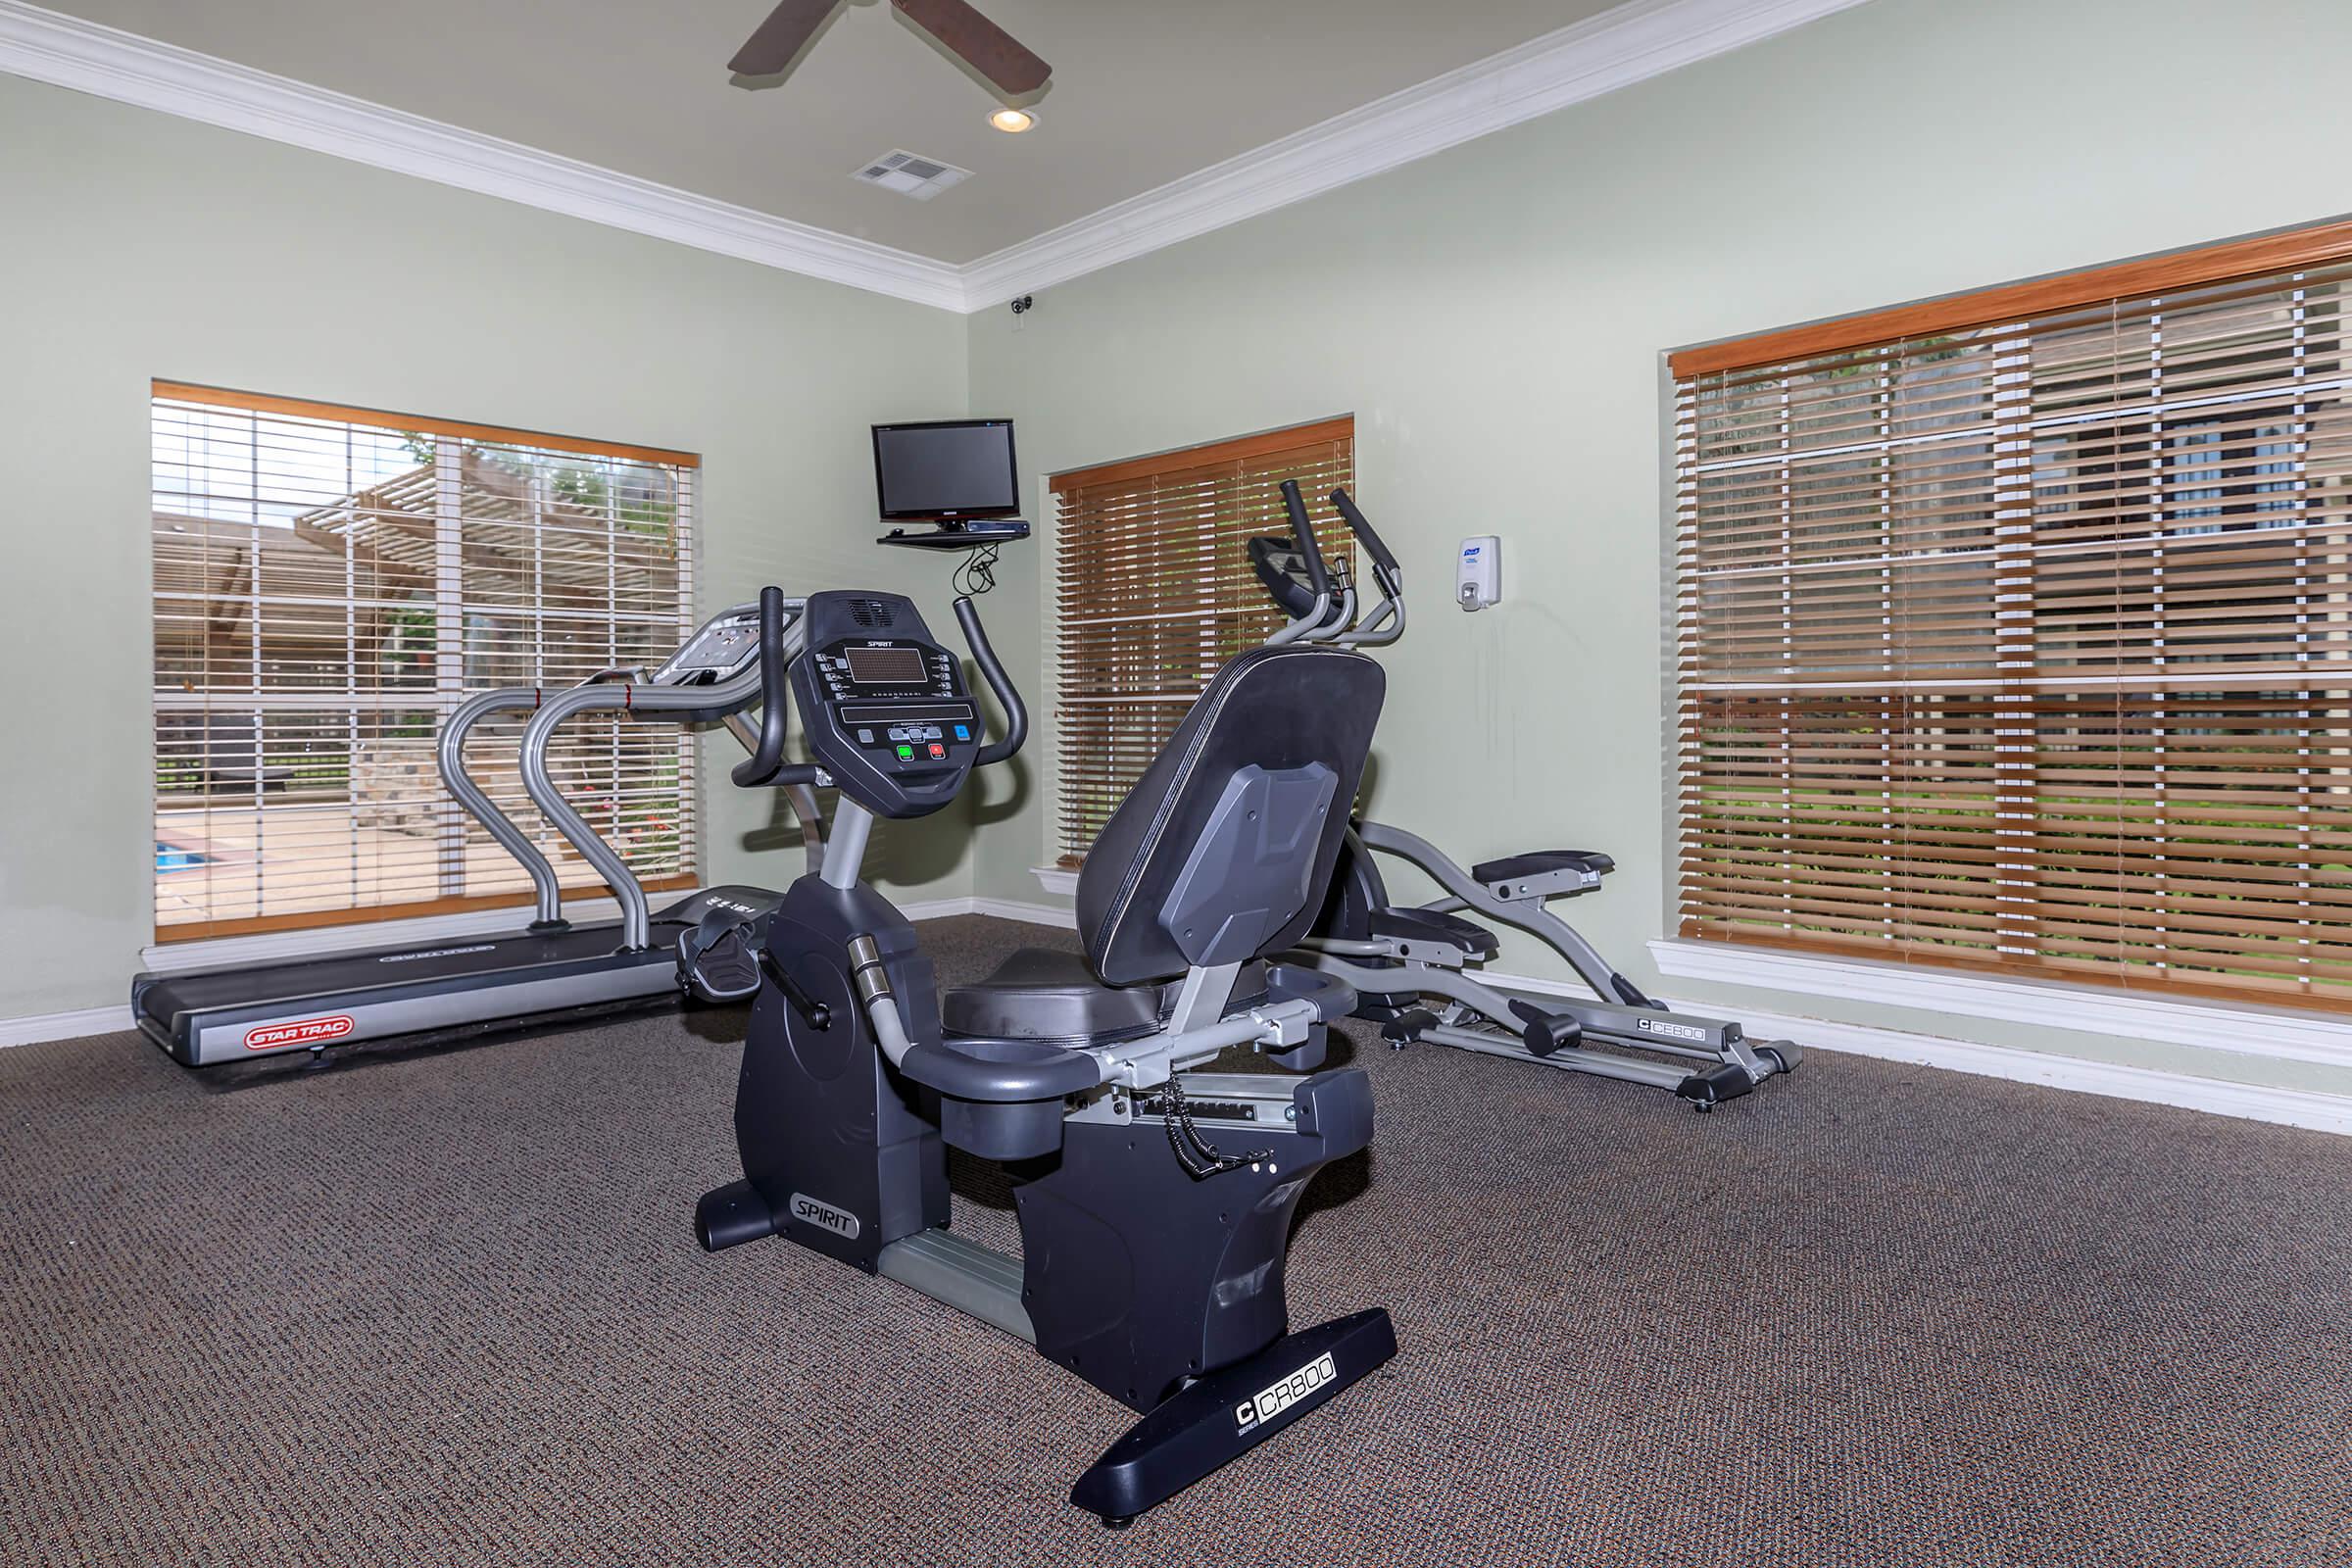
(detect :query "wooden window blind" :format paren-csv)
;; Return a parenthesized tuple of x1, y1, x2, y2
(1671, 221, 2352, 1013)
(151, 382, 699, 942)
(1049, 417, 1354, 866)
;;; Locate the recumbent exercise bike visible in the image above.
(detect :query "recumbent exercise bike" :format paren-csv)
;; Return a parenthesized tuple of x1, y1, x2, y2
(676, 521, 1396, 1526)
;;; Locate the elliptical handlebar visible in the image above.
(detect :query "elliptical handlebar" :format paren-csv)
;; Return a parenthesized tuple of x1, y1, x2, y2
(1330, 487, 1400, 598)
(1327, 486, 1404, 648)
(1251, 484, 1407, 650)
(1279, 479, 1331, 600)
(1268, 479, 1336, 647)
(955, 595, 1028, 767)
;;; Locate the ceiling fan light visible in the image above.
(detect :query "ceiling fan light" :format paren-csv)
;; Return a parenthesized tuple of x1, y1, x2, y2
(989, 108, 1037, 133)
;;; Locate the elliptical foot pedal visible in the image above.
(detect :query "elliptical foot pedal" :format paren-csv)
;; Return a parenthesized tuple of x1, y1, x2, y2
(1068, 1308, 1396, 1525)
(1381, 1008, 1439, 1048)
(1350, 993, 1422, 1024)
(694, 1179, 779, 1252)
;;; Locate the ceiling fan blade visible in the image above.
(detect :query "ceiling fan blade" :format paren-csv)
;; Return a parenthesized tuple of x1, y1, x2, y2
(890, 0, 1052, 96)
(729, 0, 846, 76)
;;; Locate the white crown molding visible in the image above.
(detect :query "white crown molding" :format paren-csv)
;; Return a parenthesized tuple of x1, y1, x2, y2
(957, 0, 1876, 309)
(1646, 939, 2352, 1071)
(0, 0, 967, 312)
(0, 0, 1872, 316)
(1485, 965, 2352, 1138)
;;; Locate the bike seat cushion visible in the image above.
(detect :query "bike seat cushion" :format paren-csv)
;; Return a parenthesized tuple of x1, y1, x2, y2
(941, 947, 1163, 1045)
(1365, 907, 1499, 958)
(940, 947, 1276, 1048)
(1469, 850, 1615, 885)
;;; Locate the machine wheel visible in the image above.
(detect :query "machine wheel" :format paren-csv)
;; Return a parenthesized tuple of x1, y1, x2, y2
(1675, 1061, 1754, 1110)
(1755, 1040, 1803, 1075)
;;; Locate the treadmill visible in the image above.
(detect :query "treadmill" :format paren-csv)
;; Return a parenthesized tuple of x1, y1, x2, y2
(133, 601, 825, 1065)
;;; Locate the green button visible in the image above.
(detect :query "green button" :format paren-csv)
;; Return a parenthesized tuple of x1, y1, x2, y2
(896, 744, 915, 760)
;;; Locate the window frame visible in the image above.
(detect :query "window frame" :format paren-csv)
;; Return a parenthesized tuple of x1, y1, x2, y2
(1046, 417, 1355, 868)
(1667, 218, 2352, 1016)
(149, 380, 702, 943)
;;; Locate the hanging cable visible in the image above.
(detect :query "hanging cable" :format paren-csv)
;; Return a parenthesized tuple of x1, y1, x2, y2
(1159, 1075, 1272, 1179)
(950, 542, 1003, 597)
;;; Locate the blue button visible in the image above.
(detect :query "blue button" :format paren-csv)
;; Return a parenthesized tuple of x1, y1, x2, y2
(954, 723, 970, 741)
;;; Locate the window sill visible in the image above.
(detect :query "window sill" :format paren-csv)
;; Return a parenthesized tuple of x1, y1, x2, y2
(1647, 939, 2352, 1070)
(1031, 866, 1080, 898)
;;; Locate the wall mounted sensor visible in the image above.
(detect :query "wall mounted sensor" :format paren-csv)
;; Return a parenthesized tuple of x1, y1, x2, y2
(1457, 536, 1500, 612)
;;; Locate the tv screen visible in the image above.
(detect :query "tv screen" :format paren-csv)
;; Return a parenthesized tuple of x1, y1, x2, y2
(872, 419, 1019, 519)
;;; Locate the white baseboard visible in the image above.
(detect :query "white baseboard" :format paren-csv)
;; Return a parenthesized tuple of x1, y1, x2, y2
(0, 1004, 135, 1048)
(25, 903, 2348, 1136)
(1486, 968, 2352, 1138)
(970, 896, 1078, 927)
(0, 894, 1069, 1052)
(902, 895, 1075, 926)
(1648, 938, 2352, 1071)
(895, 897, 979, 921)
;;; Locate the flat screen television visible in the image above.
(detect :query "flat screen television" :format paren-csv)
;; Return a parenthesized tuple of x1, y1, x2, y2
(872, 419, 1019, 520)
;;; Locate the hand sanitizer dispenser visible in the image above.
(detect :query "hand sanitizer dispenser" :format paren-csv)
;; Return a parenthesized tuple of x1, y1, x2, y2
(1457, 536, 1500, 612)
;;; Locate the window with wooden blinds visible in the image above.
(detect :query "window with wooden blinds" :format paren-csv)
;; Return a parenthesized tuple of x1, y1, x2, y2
(1049, 417, 1354, 866)
(151, 382, 699, 942)
(1670, 220, 2352, 1013)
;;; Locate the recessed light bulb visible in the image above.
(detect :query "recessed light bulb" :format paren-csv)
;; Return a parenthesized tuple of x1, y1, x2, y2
(989, 108, 1036, 133)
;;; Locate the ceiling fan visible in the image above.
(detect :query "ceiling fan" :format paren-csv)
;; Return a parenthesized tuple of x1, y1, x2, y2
(730, 0, 1052, 96)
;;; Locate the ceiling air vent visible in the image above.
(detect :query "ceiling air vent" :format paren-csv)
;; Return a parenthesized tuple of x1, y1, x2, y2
(852, 150, 972, 202)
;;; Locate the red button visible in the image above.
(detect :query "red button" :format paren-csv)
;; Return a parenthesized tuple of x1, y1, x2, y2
(927, 743, 947, 760)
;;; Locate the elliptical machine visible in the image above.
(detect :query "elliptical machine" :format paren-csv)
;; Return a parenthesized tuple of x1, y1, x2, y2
(681, 527, 1396, 1525)
(1248, 481, 1801, 1110)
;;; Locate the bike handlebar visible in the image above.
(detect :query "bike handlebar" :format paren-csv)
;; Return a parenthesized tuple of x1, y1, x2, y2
(955, 595, 1028, 767)
(733, 587, 820, 789)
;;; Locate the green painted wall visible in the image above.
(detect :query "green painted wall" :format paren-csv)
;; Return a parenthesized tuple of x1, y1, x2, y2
(0, 74, 971, 1019)
(13, 0, 2352, 1099)
(964, 0, 2352, 1096)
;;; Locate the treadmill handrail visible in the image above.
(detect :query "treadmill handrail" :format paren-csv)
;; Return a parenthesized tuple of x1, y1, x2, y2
(519, 606, 808, 951)
(436, 638, 746, 929)
(437, 687, 567, 926)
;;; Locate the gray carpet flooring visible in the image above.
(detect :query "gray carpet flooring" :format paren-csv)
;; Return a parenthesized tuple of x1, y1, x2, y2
(4, 914, 2351, 1566)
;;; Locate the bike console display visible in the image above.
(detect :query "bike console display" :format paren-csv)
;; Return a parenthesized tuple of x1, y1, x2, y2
(791, 592, 983, 819)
